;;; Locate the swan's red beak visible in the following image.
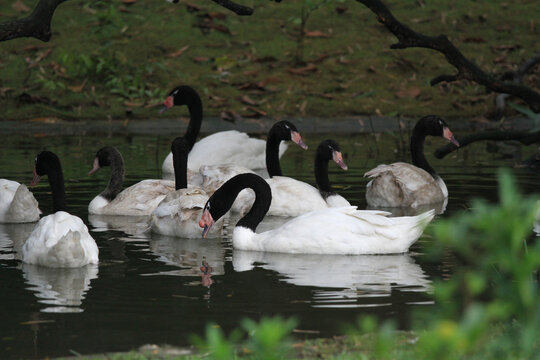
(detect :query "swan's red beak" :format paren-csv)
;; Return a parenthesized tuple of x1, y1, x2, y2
(443, 127, 460, 147)
(88, 158, 101, 175)
(30, 166, 41, 187)
(199, 209, 214, 239)
(332, 151, 348, 170)
(159, 95, 174, 114)
(291, 131, 308, 150)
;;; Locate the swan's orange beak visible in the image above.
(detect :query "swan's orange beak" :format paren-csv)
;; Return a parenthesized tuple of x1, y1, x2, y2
(88, 158, 101, 175)
(199, 209, 214, 239)
(291, 131, 308, 150)
(443, 127, 460, 147)
(159, 95, 174, 114)
(30, 166, 41, 187)
(332, 151, 348, 170)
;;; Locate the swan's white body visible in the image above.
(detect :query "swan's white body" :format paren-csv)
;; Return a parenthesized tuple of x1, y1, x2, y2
(22, 211, 99, 268)
(232, 207, 435, 255)
(233, 177, 350, 217)
(365, 162, 447, 208)
(89, 179, 175, 216)
(162, 130, 288, 174)
(150, 187, 223, 238)
(0, 179, 41, 223)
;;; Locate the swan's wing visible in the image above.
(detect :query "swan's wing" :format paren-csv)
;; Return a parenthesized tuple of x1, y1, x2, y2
(365, 163, 437, 192)
(188, 131, 287, 170)
(105, 180, 175, 215)
(241, 207, 434, 255)
(266, 177, 327, 216)
(199, 164, 254, 195)
(5, 183, 40, 223)
(152, 187, 208, 221)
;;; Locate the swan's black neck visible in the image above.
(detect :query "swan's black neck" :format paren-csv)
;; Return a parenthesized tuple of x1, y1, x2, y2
(101, 150, 124, 201)
(209, 174, 271, 232)
(47, 162, 67, 213)
(172, 138, 189, 190)
(315, 153, 334, 198)
(411, 127, 437, 178)
(266, 127, 284, 177)
(182, 89, 203, 150)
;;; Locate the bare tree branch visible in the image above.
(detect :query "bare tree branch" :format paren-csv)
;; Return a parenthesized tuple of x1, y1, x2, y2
(434, 130, 540, 159)
(355, 0, 540, 113)
(211, 0, 253, 15)
(493, 53, 540, 120)
(0, 0, 68, 42)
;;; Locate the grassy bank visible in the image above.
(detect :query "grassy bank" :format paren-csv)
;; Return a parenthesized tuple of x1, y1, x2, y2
(0, 0, 538, 121)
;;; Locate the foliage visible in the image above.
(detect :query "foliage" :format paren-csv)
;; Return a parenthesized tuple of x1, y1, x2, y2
(191, 316, 297, 360)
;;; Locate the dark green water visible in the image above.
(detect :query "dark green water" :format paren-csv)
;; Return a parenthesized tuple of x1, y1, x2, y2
(0, 121, 538, 359)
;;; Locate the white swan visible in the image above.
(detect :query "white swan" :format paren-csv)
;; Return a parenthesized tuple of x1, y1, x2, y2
(22, 151, 98, 268)
(160, 85, 287, 174)
(0, 179, 41, 223)
(88, 146, 175, 216)
(365, 115, 459, 208)
(199, 173, 435, 255)
(234, 139, 349, 217)
(150, 137, 224, 238)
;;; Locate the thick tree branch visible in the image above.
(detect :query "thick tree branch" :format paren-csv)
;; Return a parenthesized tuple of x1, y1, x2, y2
(434, 130, 540, 159)
(493, 53, 540, 120)
(355, 0, 540, 113)
(0, 0, 68, 42)
(211, 0, 253, 15)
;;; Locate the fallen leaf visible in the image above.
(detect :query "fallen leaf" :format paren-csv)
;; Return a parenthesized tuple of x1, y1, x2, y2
(286, 64, 317, 75)
(122, 0, 136, 4)
(236, 82, 266, 91)
(0, 87, 14, 97)
(463, 37, 486, 43)
(243, 106, 267, 117)
(207, 11, 226, 20)
(220, 110, 241, 123)
(68, 79, 87, 93)
(192, 56, 210, 63)
(395, 87, 421, 99)
(335, 6, 347, 14)
(243, 70, 258, 77)
(167, 45, 190, 58)
(304, 30, 330, 38)
(319, 93, 334, 100)
(240, 95, 258, 106)
(12, 0, 30, 13)
(185, 2, 203, 12)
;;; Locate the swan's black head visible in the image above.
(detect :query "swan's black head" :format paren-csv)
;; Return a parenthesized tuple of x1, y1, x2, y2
(89, 146, 122, 175)
(160, 85, 200, 113)
(270, 120, 308, 149)
(416, 115, 459, 147)
(199, 173, 271, 238)
(317, 139, 348, 170)
(32, 151, 61, 186)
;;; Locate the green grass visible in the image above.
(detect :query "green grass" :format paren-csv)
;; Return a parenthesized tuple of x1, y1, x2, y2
(0, 0, 538, 121)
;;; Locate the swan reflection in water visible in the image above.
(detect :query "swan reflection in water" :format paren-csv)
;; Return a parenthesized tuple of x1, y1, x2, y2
(1, 224, 98, 313)
(233, 250, 432, 307)
(147, 234, 224, 285)
(21, 264, 98, 313)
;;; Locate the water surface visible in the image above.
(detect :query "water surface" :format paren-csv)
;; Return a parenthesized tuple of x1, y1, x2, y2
(0, 120, 538, 359)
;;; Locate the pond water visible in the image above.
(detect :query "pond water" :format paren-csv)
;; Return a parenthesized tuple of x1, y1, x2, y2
(0, 118, 538, 359)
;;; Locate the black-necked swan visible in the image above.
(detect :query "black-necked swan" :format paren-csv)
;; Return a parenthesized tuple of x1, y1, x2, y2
(0, 179, 41, 223)
(150, 137, 224, 238)
(199, 173, 435, 254)
(22, 151, 98, 268)
(88, 147, 175, 216)
(160, 85, 288, 174)
(234, 138, 349, 216)
(364, 115, 459, 208)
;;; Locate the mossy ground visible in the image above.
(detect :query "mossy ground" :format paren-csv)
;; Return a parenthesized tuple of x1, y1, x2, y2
(0, 0, 538, 122)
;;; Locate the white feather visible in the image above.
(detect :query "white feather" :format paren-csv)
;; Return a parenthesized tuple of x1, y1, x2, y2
(89, 179, 175, 216)
(0, 179, 41, 223)
(22, 211, 99, 268)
